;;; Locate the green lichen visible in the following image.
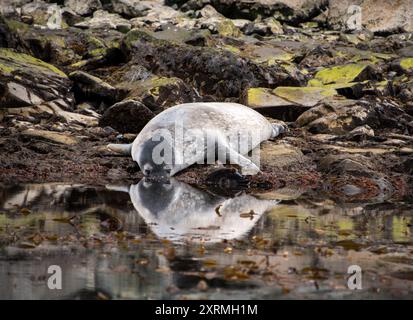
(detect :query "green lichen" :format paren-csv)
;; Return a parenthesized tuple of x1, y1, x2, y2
(400, 57, 413, 71)
(0, 48, 67, 78)
(273, 86, 337, 107)
(216, 20, 241, 38)
(313, 63, 370, 85)
(246, 88, 273, 107)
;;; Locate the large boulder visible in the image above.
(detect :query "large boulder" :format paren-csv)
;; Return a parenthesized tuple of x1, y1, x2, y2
(121, 29, 301, 99)
(99, 100, 155, 133)
(328, 0, 413, 33)
(296, 98, 413, 134)
(0, 48, 72, 108)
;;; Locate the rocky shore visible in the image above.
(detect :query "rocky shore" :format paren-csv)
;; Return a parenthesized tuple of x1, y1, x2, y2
(1, 0, 412, 203)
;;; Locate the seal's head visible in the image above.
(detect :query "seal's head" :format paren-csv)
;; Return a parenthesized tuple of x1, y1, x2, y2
(136, 138, 173, 177)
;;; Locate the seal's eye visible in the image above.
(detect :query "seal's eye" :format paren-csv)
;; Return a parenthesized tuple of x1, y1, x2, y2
(144, 169, 152, 175)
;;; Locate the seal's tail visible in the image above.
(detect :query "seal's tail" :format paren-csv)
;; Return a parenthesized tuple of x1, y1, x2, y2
(107, 143, 132, 156)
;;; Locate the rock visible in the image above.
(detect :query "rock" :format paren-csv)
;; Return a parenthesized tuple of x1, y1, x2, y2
(243, 86, 337, 120)
(69, 71, 124, 106)
(215, 19, 241, 37)
(121, 29, 301, 99)
(243, 87, 301, 121)
(21, 1, 67, 30)
(259, 141, 306, 171)
(247, 17, 284, 36)
(328, 0, 413, 33)
(120, 76, 200, 113)
(75, 10, 131, 32)
(0, 0, 32, 17)
(99, 100, 155, 133)
(273, 86, 337, 107)
(301, 98, 412, 135)
(6, 101, 98, 127)
(346, 125, 375, 141)
(129, 3, 184, 30)
(392, 57, 413, 75)
(308, 63, 376, 85)
(64, 0, 102, 16)
(151, 25, 211, 45)
(296, 99, 378, 134)
(110, 0, 164, 18)
(20, 129, 79, 145)
(318, 154, 375, 176)
(0, 48, 71, 108)
(171, 0, 329, 24)
(4, 19, 124, 67)
(0, 14, 21, 48)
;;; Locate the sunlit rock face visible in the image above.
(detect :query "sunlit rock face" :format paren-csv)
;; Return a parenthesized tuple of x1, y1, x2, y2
(128, 178, 279, 243)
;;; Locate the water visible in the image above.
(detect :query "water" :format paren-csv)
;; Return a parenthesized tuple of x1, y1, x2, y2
(0, 180, 412, 299)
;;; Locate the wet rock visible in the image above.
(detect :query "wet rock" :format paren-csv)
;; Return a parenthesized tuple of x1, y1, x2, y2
(328, 0, 413, 33)
(69, 70, 124, 106)
(64, 0, 102, 17)
(318, 154, 375, 176)
(75, 10, 131, 32)
(99, 100, 155, 133)
(121, 76, 200, 113)
(20, 129, 79, 145)
(0, 48, 71, 108)
(122, 29, 301, 99)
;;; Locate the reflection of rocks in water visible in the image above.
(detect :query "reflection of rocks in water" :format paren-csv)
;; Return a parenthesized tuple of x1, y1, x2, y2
(128, 178, 280, 243)
(0, 248, 172, 300)
(0, 183, 131, 212)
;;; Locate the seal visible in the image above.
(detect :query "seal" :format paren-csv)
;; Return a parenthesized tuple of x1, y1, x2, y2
(108, 102, 286, 177)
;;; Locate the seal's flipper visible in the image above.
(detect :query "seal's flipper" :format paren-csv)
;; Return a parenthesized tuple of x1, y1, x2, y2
(271, 122, 288, 139)
(227, 148, 260, 176)
(107, 143, 132, 156)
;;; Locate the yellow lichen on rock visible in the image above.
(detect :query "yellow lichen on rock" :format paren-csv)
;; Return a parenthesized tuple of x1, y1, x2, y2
(313, 63, 372, 85)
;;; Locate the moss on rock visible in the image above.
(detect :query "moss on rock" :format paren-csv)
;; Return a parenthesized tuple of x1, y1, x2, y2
(313, 63, 374, 85)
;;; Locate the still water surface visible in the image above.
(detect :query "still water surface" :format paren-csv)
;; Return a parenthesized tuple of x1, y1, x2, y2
(0, 180, 412, 299)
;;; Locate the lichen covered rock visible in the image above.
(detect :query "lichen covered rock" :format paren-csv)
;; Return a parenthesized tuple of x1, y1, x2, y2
(121, 29, 301, 99)
(0, 48, 71, 108)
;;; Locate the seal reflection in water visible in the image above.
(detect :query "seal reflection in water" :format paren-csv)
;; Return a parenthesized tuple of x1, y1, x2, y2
(125, 179, 279, 243)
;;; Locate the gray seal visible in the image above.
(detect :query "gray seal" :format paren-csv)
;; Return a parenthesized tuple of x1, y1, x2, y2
(108, 102, 286, 177)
